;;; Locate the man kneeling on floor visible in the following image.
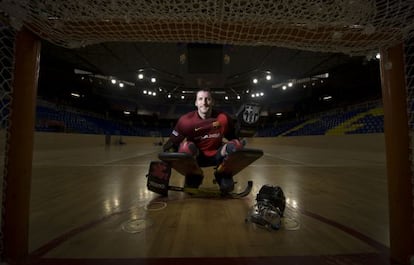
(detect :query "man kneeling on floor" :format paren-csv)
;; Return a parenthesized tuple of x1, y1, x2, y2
(163, 88, 243, 193)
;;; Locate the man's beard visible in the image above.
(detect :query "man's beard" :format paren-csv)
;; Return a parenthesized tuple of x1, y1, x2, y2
(199, 106, 211, 116)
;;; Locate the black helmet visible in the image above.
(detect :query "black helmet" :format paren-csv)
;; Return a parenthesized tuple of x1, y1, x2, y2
(256, 185, 286, 216)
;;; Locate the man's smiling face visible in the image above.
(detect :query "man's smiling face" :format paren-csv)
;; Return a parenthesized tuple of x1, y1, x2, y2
(195, 90, 213, 119)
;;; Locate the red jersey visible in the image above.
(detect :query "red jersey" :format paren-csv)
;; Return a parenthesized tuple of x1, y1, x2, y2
(168, 110, 236, 157)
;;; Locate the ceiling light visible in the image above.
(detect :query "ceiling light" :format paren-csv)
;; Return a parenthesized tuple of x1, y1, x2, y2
(253, 78, 258, 84)
(111, 79, 116, 84)
(237, 95, 240, 100)
(74, 69, 92, 75)
(151, 77, 156, 83)
(138, 73, 144, 79)
(282, 85, 287, 90)
(143, 90, 147, 94)
(288, 82, 293, 87)
(119, 82, 124, 88)
(266, 74, 271, 80)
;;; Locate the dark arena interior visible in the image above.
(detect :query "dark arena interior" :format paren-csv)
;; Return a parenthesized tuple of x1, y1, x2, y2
(0, 1, 414, 265)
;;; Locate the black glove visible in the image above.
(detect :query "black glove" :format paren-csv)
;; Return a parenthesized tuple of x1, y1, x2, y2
(162, 139, 178, 152)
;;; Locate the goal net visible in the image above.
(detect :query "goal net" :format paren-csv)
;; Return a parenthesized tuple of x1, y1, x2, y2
(0, 0, 414, 259)
(0, 0, 413, 55)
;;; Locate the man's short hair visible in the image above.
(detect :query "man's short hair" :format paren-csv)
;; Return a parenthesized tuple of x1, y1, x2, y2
(195, 88, 213, 98)
(197, 88, 211, 94)
(195, 88, 214, 105)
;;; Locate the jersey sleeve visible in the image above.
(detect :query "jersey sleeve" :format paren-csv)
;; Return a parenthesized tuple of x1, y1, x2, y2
(164, 116, 186, 151)
(218, 112, 238, 140)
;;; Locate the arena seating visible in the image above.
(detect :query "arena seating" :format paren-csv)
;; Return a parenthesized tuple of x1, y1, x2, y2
(35, 100, 385, 137)
(35, 104, 150, 136)
(258, 103, 384, 137)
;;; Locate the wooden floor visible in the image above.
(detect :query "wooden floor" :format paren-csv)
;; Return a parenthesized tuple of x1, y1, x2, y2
(23, 133, 390, 264)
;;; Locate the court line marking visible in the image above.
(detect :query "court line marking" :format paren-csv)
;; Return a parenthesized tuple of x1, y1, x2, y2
(32, 163, 385, 168)
(28, 202, 389, 260)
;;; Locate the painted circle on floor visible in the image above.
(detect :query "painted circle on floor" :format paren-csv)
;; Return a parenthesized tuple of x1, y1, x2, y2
(122, 218, 153, 233)
(282, 217, 300, 230)
(144, 201, 167, 211)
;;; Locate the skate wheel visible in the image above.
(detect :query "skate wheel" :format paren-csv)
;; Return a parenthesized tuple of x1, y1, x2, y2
(271, 222, 281, 230)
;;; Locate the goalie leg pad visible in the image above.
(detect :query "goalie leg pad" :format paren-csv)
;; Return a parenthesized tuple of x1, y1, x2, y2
(146, 161, 171, 196)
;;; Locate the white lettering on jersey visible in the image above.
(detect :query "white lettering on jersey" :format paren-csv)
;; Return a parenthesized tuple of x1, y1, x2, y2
(200, 133, 220, 140)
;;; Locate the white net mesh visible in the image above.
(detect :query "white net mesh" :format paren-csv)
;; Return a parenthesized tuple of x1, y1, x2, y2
(0, 23, 15, 257)
(0, 0, 414, 55)
(405, 34, 414, 222)
(0, 0, 413, 260)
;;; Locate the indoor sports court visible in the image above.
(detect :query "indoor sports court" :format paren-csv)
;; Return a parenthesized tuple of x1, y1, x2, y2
(1, 1, 414, 265)
(23, 133, 388, 264)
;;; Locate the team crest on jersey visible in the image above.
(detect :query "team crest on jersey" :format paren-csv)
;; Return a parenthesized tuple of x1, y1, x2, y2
(242, 104, 260, 125)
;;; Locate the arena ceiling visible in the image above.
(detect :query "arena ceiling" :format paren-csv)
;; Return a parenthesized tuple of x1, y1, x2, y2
(41, 40, 355, 87)
(39, 40, 376, 110)
(1, 0, 401, 112)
